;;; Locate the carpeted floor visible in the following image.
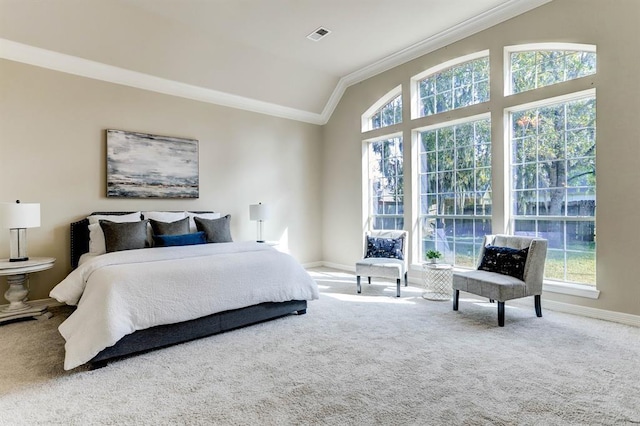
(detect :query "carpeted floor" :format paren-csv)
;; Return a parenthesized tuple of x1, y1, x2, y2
(0, 267, 639, 425)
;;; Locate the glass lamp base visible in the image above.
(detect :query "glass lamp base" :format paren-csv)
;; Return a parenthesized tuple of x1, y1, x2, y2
(9, 228, 29, 262)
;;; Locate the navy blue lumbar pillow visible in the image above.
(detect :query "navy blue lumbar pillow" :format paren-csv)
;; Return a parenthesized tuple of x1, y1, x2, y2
(153, 232, 207, 247)
(478, 245, 529, 280)
(365, 236, 404, 260)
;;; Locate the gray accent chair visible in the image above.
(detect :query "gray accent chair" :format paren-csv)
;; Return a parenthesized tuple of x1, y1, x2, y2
(356, 230, 408, 297)
(452, 234, 548, 326)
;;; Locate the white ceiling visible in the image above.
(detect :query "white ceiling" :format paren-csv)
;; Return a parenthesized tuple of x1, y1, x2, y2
(0, 0, 551, 123)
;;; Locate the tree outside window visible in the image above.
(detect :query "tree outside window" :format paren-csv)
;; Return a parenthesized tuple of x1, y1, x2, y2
(368, 136, 404, 230)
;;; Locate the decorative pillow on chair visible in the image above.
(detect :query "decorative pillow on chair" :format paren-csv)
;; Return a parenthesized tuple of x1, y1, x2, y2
(149, 217, 190, 236)
(153, 232, 206, 247)
(478, 245, 529, 280)
(365, 236, 404, 260)
(194, 215, 233, 243)
(99, 220, 149, 253)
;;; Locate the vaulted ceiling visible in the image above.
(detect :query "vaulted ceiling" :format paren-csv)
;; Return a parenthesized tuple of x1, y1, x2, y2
(0, 0, 551, 123)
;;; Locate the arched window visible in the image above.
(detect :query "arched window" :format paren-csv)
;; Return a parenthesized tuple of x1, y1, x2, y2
(411, 51, 489, 119)
(361, 85, 402, 132)
(506, 43, 596, 95)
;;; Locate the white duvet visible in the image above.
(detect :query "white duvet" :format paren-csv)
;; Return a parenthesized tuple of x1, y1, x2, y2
(50, 242, 319, 370)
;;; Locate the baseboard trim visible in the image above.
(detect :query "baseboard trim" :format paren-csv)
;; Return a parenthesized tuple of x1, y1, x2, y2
(540, 299, 640, 327)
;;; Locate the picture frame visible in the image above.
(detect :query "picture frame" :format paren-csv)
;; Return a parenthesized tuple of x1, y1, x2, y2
(106, 129, 199, 198)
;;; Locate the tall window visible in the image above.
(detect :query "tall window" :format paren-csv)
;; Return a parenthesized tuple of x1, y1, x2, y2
(415, 53, 489, 118)
(506, 44, 597, 285)
(509, 94, 596, 284)
(417, 117, 491, 266)
(367, 136, 404, 230)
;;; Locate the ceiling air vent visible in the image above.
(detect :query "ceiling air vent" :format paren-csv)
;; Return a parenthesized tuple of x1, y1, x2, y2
(307, 27, 331, 41)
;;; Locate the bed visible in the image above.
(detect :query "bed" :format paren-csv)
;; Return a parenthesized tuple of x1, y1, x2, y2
(50, 211, 319, 370)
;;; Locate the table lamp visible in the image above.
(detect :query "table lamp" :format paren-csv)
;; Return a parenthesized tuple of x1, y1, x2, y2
(0, 200, 41, 262)
(249, 202, 270, 243)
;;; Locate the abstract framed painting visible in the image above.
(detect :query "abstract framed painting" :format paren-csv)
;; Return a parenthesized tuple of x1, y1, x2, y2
(106, 129, 199, 198)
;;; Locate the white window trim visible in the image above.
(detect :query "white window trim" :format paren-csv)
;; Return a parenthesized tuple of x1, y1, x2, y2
(410, 50, 489, 120)
(504, 87, 596, 120)
(543, 279, 600, 299)
(503, 43, 597, 96)
(361, 85, 402, 133)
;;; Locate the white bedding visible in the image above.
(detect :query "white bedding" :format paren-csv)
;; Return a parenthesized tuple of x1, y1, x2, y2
(50, 242, 319, 370)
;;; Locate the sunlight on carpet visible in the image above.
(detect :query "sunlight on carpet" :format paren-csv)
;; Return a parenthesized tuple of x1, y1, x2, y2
(0, 266, 638, 425)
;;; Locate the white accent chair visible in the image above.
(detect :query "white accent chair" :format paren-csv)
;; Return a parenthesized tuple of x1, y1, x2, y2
(356, 230, 408, 297)
(452, 234, 548, 327)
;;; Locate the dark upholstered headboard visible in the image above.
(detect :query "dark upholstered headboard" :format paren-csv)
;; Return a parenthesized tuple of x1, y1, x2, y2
(70, 211, 213, 269)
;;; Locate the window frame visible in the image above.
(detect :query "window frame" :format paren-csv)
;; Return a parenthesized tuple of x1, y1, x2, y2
(410, 50, 490, 120)
(413, 113, 492, 266)
(505, 88, 596, 285)
(361, 85, 402, 132)
(362, 132, 405, 232)
(504, 43, 597, 96)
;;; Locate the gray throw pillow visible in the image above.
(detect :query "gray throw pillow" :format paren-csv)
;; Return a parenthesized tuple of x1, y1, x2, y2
(194, 214, 233, 243)
(100, 220, 149, 253)
(150, 217, 190, 236)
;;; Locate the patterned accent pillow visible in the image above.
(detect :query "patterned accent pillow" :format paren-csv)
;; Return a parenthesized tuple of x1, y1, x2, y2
(478, 245, 529, 280)
(365, 236, 404, 260)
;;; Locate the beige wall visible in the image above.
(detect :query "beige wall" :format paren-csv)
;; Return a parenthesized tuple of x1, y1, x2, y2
(323, 0, 640, 315)
(0, 60, 323, 300)
(2, 0, 639, 318)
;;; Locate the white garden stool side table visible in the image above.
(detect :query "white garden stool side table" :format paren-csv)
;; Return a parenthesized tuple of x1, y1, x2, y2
(422, 263, 453, 301)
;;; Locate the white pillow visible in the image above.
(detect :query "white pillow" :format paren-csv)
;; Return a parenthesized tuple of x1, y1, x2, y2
(186, 211, 221, 233)
(142, 211, 187, 222)
(87, 212, 142, 254)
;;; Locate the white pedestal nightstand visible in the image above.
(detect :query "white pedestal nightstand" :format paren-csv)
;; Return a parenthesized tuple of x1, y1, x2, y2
(0, 257, 55, 324)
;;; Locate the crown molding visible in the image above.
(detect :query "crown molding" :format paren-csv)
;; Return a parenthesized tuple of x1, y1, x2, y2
(0, 0, 551, 126)
(319, 0, 552, 123)
(0, 38, 325, 125)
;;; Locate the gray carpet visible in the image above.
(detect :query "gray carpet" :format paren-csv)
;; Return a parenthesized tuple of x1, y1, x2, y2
(0, 267, 639, 425)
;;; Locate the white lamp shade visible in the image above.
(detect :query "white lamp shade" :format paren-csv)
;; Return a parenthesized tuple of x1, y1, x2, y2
(0, 202, 41, 229)
(249, 203, 270, 221)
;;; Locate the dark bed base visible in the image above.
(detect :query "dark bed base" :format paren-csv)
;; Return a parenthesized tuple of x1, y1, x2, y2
(89, 300, 307, 369)
(69, 212, 309, 369)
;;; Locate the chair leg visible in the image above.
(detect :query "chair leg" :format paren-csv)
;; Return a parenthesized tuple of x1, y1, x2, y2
(535, 295, 542, 317)
(453, 290, 459, 311)
(498, 301, 505, 327)
(368, 276, 371, 285)
(356, 275, 361, 294)
(489, 299, 495, 303)
(396, 279, 401, 297)
(404, 271, 408, 287)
